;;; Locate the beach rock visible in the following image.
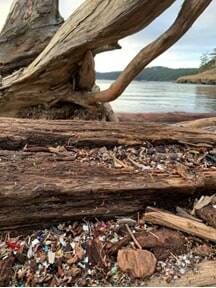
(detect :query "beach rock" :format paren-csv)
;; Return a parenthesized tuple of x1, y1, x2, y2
(117, 249, 156, 278)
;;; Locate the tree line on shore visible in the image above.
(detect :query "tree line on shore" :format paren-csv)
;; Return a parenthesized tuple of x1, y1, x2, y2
(97, 66, 198, 82)
(200, 48, 216, 71)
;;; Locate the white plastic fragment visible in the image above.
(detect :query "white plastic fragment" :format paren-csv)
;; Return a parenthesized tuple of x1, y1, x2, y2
(32, 239, 40, 247)
(48, 251, 55, 264)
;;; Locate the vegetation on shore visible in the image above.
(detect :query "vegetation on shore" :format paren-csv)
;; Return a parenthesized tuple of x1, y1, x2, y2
(177, 68, 216, 85)
(97, 66, 198, 82)
(177, 48, 216, 84)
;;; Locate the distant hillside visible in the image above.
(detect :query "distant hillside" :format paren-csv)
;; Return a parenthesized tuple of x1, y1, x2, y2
(96, 66, 198, 81)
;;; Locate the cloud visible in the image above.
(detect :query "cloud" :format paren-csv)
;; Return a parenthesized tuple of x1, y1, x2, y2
(96, 0, 216, 71)
(59, 0, 84, 19)
(0, 0, 215, 71)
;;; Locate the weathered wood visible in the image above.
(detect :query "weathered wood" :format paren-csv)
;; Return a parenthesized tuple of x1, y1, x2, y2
(0, 0, 64, 77)
(1, 117, 216, 150)
(117, 112, 216, 124)
(0, 149, 216, 231)
(0, 117, 216, 230)
(145, 260, 216, 287)
(0, 0, 212, 116)
(177, 117, 216, 129)
(91, 0, 213, 104)
(144, 208, 216, 243)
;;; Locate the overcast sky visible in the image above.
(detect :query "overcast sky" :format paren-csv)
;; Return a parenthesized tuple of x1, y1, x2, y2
(0, 0, 215, 72)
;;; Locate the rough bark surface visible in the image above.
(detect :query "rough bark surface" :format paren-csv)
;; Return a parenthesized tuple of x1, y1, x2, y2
(0, 149, 216, 231)
(117, 112, 216, 124)
(0, 118, 216, 230)
(0, 0, 63, 77)
(177, 117, 216, 129)
(1, 117, 216, 149)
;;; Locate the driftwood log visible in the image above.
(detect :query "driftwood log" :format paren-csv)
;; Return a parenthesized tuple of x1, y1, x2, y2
(0, 117, 216, 230)
(117, 112, 216, 124)
(0, 0, 212, 118)
(1, 117, 216, 149)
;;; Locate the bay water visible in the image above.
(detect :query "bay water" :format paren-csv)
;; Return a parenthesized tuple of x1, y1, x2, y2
(96, 80, 216, 113)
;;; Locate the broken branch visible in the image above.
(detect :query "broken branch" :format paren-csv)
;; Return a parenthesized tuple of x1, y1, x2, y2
(144, 208, 216, 243)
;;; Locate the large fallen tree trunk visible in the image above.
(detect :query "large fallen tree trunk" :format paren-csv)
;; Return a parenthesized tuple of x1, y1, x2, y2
(1, 117, 216, 149)
(0, 117, 216, 230)
(117, 112, 216, 124)
(1, 149, 215, 231)
(0, 0, 212, 118)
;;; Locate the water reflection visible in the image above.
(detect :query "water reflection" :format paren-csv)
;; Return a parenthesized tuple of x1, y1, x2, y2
(96, 80, 216, 113)
(195, 85, 216, 112)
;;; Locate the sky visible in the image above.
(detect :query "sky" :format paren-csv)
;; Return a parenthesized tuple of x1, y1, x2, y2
(0, 0, 215, 72)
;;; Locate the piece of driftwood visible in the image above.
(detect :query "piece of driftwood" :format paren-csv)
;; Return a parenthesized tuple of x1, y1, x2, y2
(177, 117, 216, 129)
(1, 117, 216, 150)
(144, 208, 216, 243)
(117, 112, 216, 124)
(145, 260, 216, 287)
(0, 117, 216, 230)
(0, 149, 215, 231)
(0, 0, 212, 116)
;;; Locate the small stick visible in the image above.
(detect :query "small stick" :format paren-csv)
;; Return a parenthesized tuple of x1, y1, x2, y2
(125, 224, 142, 250)
(170, 251, 179, 262)
(137, 212, 140, 226)
(149, 231, 160, 240)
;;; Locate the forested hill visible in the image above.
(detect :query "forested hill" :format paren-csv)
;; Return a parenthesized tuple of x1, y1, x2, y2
(96, 66, 198, 81)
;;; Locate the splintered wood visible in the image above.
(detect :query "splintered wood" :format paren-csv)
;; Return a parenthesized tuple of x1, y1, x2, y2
(144, 208, 216, 243)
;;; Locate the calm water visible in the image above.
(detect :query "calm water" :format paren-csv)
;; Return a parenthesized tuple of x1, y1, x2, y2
(96, 80, 216, 113)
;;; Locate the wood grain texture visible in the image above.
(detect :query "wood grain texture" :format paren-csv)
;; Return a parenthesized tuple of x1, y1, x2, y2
(144, 210, 216, 242)
(0, 0, 176, 115)
(1, 117, 216, 150)
(0, 0, 63, 77)
(0, 117, 215, 230)
(0, 149, 215, 230)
